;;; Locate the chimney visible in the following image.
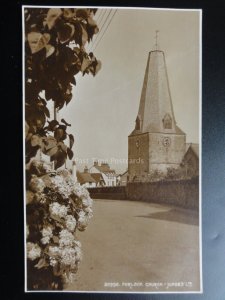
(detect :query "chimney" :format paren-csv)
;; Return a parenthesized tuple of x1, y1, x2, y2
(72, 160, 77, 182)
(84, 166, 88, 173)
(94, 160, 98, 167)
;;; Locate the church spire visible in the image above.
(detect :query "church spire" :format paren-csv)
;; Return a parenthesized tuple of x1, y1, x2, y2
(154, 30, 159, 50)
(134, 48, 178, 134)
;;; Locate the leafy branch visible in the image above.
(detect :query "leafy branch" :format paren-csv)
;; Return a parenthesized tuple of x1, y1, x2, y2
(25, 8, 101, 168)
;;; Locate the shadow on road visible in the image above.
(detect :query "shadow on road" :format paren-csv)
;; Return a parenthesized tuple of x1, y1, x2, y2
(135, 208, 199, 226)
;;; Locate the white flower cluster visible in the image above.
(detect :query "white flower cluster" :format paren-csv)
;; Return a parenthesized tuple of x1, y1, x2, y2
(65, 215, 76, 232)
(27, 162, 93, 283)
(41, 226, 53, 244)
(73, 184, 90, 199)
(48, 230, 82, 272)
(27, 242, 41, 261)
(49, 202, 68, 218)
(29, 175, 45, 193)
(59, 229, 74, 247)
(48, 175, 75, 199)
(30, 159, 52, 174)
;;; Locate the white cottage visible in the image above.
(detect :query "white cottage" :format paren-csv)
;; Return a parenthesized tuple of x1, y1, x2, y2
(89, 161, 117, 186)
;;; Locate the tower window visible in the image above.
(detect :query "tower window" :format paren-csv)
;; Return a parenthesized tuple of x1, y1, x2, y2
(163, 113, 172, 129)
(135, 116, 141, 130)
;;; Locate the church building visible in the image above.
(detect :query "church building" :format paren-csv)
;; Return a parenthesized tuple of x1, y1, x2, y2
(128, 48, 190, 181)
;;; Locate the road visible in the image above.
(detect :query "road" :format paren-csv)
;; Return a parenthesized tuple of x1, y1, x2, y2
(65, 199, 200, 292)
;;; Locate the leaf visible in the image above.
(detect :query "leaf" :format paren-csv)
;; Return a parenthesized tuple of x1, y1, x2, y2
(63, 8, 76, 20)
(95, 60, 102, 75)
(27, 32, 50, 54)
(76, 9, 89, 19)
(58, 23, 75, 44)
(46, 8, 62, 30)
(81, 57, 91, 72)
(51, 149, 67, 169)
(61, 119, 71, 127)
(81, 27, 88, 46)
(46, 145, 58, 157)
(45, 44, 55, 58)
(31, 135, 41, 147)
(53, 235, 59, 243)
(43, 136, 57, 150)
(67, 147, 74, 160)
(55, 156, 66, 169)
(51, 214, 64, 223)
(47, 120, 59, 131)
(35, 258, 48, 269)
(65, 93, 73, 105)
(43, 106, 50, 118)
(87, 16, 97, 27)
(54, 127, 67, 141)
(58, 142, 67, 153)
(68, 134, 74, 149)
(70, 76, 76, 85)
(70, 197, 77, 208)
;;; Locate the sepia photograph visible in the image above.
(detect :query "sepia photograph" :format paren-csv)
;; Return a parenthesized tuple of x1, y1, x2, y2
(23, 6, 202, 293)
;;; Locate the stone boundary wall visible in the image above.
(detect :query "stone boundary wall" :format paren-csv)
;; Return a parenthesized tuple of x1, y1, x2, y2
(127, 179, 199, 209)
(88, 186, 127, 200)
(88, 179, 199, 209)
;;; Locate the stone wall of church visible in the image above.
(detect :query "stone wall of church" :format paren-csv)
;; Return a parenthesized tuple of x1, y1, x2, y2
(128, 133, 149, 180)
(148, 133, 186, 172)
(128, 132, 186, 179)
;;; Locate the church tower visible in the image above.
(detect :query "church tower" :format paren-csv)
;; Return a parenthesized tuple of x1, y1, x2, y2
(128, 48, 186, 181)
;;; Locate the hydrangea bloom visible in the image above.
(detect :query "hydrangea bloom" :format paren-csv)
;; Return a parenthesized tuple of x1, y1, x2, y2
(29, 175, 45, 193)
(65, 215, 76, 232)
(82, 197, 93, 208)
(49, 202, 68, 218)
(73, 184, 90, 199)
(59, 229, 75, 247)
(26, 161, 93, 285)
(84, 206, 93, 215)
(27, 242, 41, 261)
(49, 258, 57, 267)
(60, 247, 76, 267)
(41, 226, 53, 244)
(48, 246, 60, 257)
(34, 192, 47, 204)
(49, 175, 74, 199)
(75, 246, 82, 262)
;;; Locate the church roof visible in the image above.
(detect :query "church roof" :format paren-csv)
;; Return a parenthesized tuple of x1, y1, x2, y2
(130, 50, 185, 136)
(185, 143, 199, 157)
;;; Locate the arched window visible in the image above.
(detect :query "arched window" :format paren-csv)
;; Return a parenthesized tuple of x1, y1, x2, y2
(163, 113, 172, 129)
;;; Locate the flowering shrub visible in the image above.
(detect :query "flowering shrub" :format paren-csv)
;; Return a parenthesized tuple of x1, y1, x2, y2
(26, 160, 93, 290)
(24, 7, 100, 290)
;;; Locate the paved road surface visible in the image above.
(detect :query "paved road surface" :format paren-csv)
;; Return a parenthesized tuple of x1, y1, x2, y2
(65, 199, 200, 292)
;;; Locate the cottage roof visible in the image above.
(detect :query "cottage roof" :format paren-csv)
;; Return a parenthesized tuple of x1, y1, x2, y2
(77, 171, 96, 184)
(91, 173, 105, 183)
(94, 163, 115, 174)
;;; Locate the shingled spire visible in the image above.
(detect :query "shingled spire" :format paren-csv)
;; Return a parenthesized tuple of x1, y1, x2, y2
(128, 46, 186, 179)
(133, 50, 181, 135)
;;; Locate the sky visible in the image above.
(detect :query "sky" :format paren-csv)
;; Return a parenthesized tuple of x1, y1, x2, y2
(60, 8, 201, 173)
